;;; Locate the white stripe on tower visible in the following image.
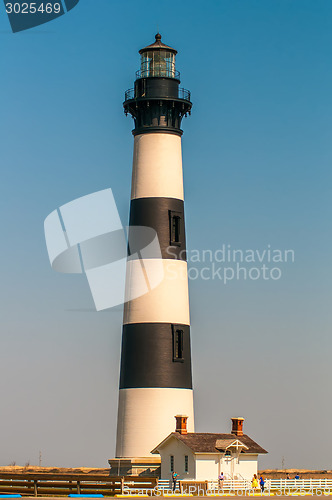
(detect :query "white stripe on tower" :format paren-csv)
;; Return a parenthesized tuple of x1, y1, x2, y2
(116, 388, 194, 459)
(116, 33, 194, 458)
(123, 259, 190, 325)
(131, 133, 184, 200)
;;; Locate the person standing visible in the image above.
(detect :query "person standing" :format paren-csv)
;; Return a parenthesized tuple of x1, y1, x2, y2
(252, 474, 258, 490)
(259, 475, 265, 493)
(218, 472, 225, 489)
(172, 471, 178, 492)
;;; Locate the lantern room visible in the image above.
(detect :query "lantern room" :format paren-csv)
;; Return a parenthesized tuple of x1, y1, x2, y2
(138, 33, 178, 79)
(123, 33, 192, 136)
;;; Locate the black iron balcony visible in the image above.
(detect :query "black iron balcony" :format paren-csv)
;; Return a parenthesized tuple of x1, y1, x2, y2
(124, 87, 191, 102)
(178, 88, 191, 101)
(124, 88, 134, 101)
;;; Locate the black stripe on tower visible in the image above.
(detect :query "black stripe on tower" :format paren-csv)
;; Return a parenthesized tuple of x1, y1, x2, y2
(129, 197, 186, 260)
(119, 323, 192, 389)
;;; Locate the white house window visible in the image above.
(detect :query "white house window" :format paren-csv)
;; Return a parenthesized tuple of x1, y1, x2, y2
(170, 455, 174, 472)
(225, 450, 231, 456)
(184, 455, 189, 473)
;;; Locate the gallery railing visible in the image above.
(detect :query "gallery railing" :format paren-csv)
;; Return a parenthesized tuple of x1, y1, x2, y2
(136, 68, 180, 79)
(124, 87, 191, 102)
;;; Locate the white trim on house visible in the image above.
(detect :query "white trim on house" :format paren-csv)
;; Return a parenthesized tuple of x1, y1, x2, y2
(151, 433, 193, 454)
(152, 435, 263, 481)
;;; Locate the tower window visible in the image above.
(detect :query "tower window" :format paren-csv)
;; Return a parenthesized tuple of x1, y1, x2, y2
(172, 326, 184, 362)
(169, 210, 181, 246)
(184, 455, 189, 473)
(170, 455, 174, 472)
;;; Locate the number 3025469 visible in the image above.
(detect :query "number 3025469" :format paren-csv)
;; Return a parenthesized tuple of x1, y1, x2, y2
(5, 3, 62, 14)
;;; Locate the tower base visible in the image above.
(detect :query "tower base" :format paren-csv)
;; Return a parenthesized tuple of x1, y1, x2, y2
(108, 457, 161, 477)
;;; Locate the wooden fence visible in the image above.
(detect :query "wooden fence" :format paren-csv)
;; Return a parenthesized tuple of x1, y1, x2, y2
(2, 474, 332, 497)
(0, 472, 158, 497)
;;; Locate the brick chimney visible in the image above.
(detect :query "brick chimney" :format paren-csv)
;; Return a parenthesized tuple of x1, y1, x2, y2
(231, 417, 244, 436)
(175, 415, 188, 435)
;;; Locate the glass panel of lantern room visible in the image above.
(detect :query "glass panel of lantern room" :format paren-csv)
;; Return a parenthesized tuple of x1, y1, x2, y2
(153, 51, 167, 76)
(140, 51, 175, 78)
(141, 52, 152, 77)
(166, 52, 175, 77)
(150, 51, 155, 76)
(148, 51, 154, 76)
(141, 54, 148, 77)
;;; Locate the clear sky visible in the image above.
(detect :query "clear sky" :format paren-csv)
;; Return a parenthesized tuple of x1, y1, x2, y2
(1, 0, 331, 470)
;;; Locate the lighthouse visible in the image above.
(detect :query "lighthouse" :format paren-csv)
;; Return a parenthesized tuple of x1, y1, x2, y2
(115, 34, 194, 461)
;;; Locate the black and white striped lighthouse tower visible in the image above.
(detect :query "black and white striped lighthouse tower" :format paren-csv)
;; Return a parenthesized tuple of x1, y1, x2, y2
(116, 34, 194, 459)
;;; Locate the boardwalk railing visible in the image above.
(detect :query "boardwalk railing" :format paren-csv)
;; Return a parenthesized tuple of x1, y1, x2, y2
(208, 478, 332, 493)
(0, 472, 158, 497)
(154, 478, 332, 495)
(1, 473, 332, 497)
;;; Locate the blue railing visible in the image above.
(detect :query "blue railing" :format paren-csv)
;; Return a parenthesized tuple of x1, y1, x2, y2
(124, 87, 191, 102)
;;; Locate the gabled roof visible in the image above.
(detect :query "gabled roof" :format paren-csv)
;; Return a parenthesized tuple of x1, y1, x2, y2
(215, 438, 249, 451)
(151, 433, 268, 455)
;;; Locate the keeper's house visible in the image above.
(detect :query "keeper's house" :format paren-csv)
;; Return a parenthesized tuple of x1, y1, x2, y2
(151, 416, 267, 481)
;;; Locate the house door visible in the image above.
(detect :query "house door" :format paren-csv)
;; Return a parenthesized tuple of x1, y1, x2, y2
(221, 455, 235, 478)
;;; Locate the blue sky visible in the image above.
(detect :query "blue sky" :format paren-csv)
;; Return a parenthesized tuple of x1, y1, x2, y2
(1, 0, 331, 469)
